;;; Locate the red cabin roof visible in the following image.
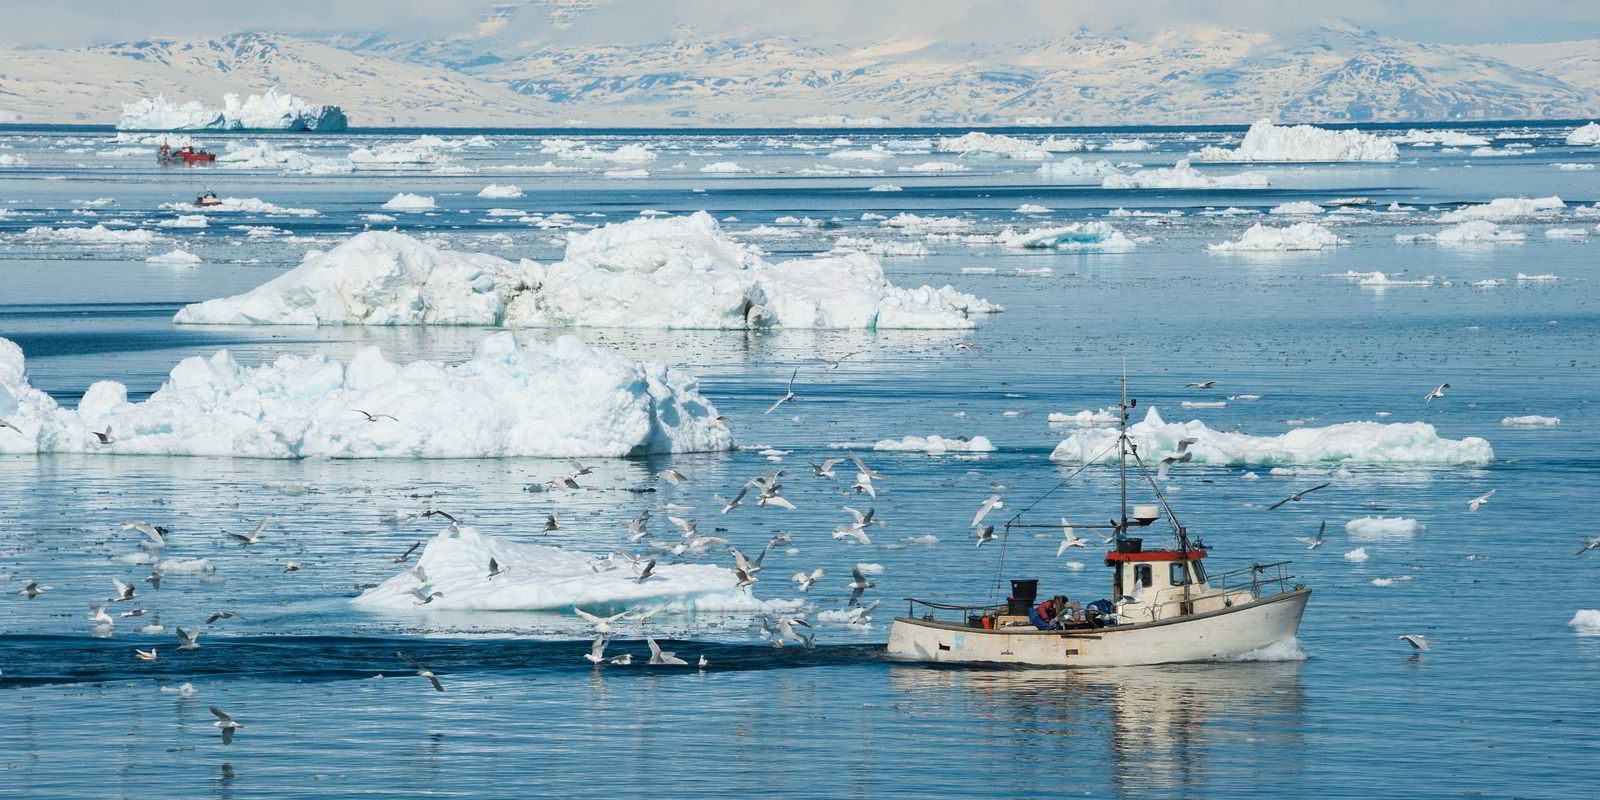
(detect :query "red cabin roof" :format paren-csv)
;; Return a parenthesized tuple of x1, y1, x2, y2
(1104, 549, 1207, 562)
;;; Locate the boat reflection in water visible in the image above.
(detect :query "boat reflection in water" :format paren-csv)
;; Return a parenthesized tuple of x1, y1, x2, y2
(887, 659, 1307, 797)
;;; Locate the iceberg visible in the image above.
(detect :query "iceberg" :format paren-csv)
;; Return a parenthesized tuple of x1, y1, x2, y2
(1036, 157, 1123, 178)
(382, 193, 437, 212)
(117, 88, 346, 132)
(21, 225, 160, 245)
(1439, 196, 1564, 222)
(353, 527, 768, 613)
(1345, 517, 1424, 540)
(1102, 160, 1269, 189)
(1049, 407, 1492, 466)
(0, 332, 731, 458)
(1401, 220, 1527, 245)
(1207, 223, 1344, 252)
(217, 140, 352, 174)
(1392, 129, 1490, 147)
(1565, 123, 1600, 145)
(1002, 222, 1136, 252)
(176, 213, 999, 329)
(1192, 119, 1398, 162)
(146, 249, 201, 264)
(1570, 610, 1600, 632)
(936, 132, 1049, 159)
(867, 435, 995, 455)
(478, 184, 525, 198)
(1502, 415, 1559, 427)
(1048, 408, 1119, 426)
(1269, 201, 1325, 215)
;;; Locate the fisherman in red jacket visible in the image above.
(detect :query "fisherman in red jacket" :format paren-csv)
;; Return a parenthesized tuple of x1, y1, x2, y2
(1028, 595, 1067, 630)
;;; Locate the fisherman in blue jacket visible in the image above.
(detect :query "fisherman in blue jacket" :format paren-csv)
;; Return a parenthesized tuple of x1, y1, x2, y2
(1029, 595, 1067, 629)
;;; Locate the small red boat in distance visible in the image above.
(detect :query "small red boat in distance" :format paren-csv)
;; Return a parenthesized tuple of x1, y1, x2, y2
(158, 144, 216, 164)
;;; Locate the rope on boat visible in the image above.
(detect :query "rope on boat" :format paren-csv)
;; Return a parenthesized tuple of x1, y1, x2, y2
(989, 437, 1121, 607)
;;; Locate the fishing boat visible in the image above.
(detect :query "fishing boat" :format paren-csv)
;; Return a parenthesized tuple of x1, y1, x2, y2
(157, 144, 216, 164)
(888, 381, 1310, 667)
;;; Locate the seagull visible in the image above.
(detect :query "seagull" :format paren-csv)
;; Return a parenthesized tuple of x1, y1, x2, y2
(1186, 381, 1216, 389)
(731, 547, 764, 577)
(634, 559, 657, 583)
(547, 474, 581, 490)
(421, 508, 459, 524)
(121, 521, 169, 547)
(832, 526, 871, 545)
(716, 486, 749, 514)
(283, 561, 302, 573)
(1266, 483, 1332, 511)
(853, 472, 877, 498)
(626, 513, 651, 543)
(815, 351, 862, 370)
(955, 342, 982, 355)
(408, 564, 430, 584)
(144, 571, 162, 590)
(17, 581, 44, 599)
(391, 541, 423, 563)
(766, 531, 794, 550)
(0, 418, 21, 433)
(843, 506, 876, 529)
(350, 409, 397, 422)
(1293, 521, 1327, 550)
(92, 427, 113, 445)
(765, 368, 798, 414)
(1467, 490, 1495, 513)
(974, 525, 996, 547)
(608, 653, 634, 665)
(110, 578, 137, 602)
(210, 707, 243, 745)
(810, 458, 843, 478)
(846, 567, 875, 603)
(698, 655, 709, 669)
(774, 616, 815, 647)
(567, 460, 594, 476)
(1576, 536, 1600, 556)
(972, 495, 1004, 528)
(542, 513, 561, 533)
(396, 652, 444, 692)
(734, 565, 758, 587)
(656, 469, 688, 485)
(648, 637, 687, 665)
(135, 648, 158, 662)
(574, 608, 630, 634)
(1398, 634, 1429, 651)
(205, 611, 245, 625)
(668, 516, 698, 538)
(1423, 383, 1450, 404)
(88, 604, 114, 627)
(487, 558, 507, 579)
(175, 627, 201, 650)
(1056, 521, 1087, 556)
(791, 568, 825, 592)
(1157, 437, 1199, 481)
(408, 587, 443, 605)
(584, 636, 609, 665)
(120, 608, 149, 618)
(226, 518, 268, 546)
(848, 454, 883, 479)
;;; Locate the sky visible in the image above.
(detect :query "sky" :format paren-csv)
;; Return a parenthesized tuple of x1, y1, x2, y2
(5, 0, 1600, 47)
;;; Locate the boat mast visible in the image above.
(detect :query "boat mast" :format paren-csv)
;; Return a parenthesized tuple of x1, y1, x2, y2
(1118, 368, 1128, 542)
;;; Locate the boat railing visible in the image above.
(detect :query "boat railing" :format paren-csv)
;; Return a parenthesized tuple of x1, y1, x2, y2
(904, 598, 1006, 624)
(1208, 561, 1298, 597)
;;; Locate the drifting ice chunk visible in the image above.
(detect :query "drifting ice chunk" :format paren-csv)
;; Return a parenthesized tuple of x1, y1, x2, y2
(1392, 130, 1490, 146)
(1049, 407, 1492, 466)
(382, 193, 436, 212)
(478, 184, 524, 198)
(176, 214, 999, 330)
(936, 132, 1049, 159)
(1192, 119, 1398, 162)
(1570, 610, 1600, 631)
(1102, 160, 1269, 189)
(1047, 408, 1120, 426)
(1345, 517, 1424, 540)
(1207, 223, 1344, 252)
(146, 249, 201, 264)
(160, 197, 319, 216)
(0, 333, 731, 458)
(1269, 201, 1325, 215)
(353, 527, 766, 612)
(22, 225, 160, 244)
(1399, 221, 1526, 245)
(1036, 158, 1122, 178)
(1439, 196, 1564, 222)
(1003, 222, 1136, 252)
(868, 435, 995, 455)
(1564, 123, 1600, 145)
(117, 88, 346, 131)
(1501, 415, 1559, 427)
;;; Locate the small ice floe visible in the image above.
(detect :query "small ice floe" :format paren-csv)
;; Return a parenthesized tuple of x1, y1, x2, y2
(1035, 157, 1121, 178)
(1229, 395, 1262, 401)
(381, 193, 436, 212)
(936, 132, 1049, 159)
(1439, 196, 1564, 222)
(1570, 610, 1600, 633)
(1002, 222, 1136, 252)
(1191, 120, 1398, 162)
(1015, 204, 1052, 214)
(1371, 576, 1413, 587)
(604, 169, 650, 179)
(156, 215, 208, 228)
(146, 249, 201, 265)
(1270, 201, 1325, 215)
(864, 435, 995, 456)
(1104, 160, 1268, 189)
(162, 197, 319, 216)
(1545, 227, 1589, 238)
(1343, 547, 1369, 563)
(1345, 517, 1423, 540)
(1207, 223, 1344, 252)
(1515, 273, 1561, 281)
(1181, 401, 1226, 409)
(478, 184, 524, 198)
(1501, 415, 1560, 427)
(1397, 220, 1526, 245)
(867, 184, 902, 192)
(1047, 408, 1119, 426)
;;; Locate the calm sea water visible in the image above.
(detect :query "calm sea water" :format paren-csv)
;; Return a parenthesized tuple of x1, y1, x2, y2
(1, 125, 1597, 799)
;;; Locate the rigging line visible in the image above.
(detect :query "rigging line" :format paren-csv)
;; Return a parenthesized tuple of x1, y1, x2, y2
(1000, 437, 1121, 529)
(1125, 448, 1185, 538)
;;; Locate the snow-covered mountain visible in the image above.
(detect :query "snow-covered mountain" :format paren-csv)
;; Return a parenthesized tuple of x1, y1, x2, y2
(1, 19, 1595, 127)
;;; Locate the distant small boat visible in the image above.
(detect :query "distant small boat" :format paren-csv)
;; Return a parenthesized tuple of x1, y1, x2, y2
(158, 144, 216, 164)
(888, 379, 1310, 667)
(193, 191, 223, 207)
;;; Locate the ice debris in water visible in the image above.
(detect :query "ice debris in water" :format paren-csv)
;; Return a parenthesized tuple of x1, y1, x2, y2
(352, 526, 776, 613)
(21, 225, 161, 245)
(1567, 123, 1600, 145)
(382, 193, 436, 212)
(1343, 547, 1369, 563)
(1397, 220, 1526, 246)
(1002, 221, 1136, 251)
(1191, 119, 1398, 162)
(1269, 201, 1325, 215)
(117, 88, 346, 131)
(1102, 159, 1269, 189)
(1036, 157, 1123, 178)
(1047, 408, 1120, 425)
(936, 132, 1050, 159)
(1501, 415, 1559, 426)
(1050, 407, 1492, 466)
(0, 333, 731, 458)
(1438, 196, 1564, 222)
(867, 435, 995, 455)
(175, 213, 999, 329)
(478, 184, 524, 198)
(1570, 610, 1600, 631)
(1207, 223, 1344, 252)
(1345, 517, 1424, 540)
(159, 197, 320, 216)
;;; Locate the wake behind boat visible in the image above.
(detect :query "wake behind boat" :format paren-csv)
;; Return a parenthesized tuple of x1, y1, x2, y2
(888, 380, 1310, 667)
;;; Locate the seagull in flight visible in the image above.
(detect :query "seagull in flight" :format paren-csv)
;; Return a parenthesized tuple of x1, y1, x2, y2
(487, 558, 507, 579)
(92, 427, 113, 445)
(765, 368, 799, 415)
(421, 508, 459, 524)
(574, 609, 631, 634)
(815, 352, 862, 370)
(1467, 490, 1495, 513)
(634, 559, 657, 583)
(832, 525, 871, 545)
(584, 636, 610, 665)
(648, 637, 687, 666)
(350, 409, 398, 422)
(1185, 381, 1216, 389)
(1575, 536, 1600, 556)
(846, 567, 875, 603)
(210, 707, 243, 745)
(205, 611, 246, 625)
(656, 469, 688, 485)
(791, 568, 825, 592)
(17, 581, 45, 599)
(0, 418, 22, 434)
(567, 460, 594, 476)
(810, 458, 843, 478)
(175, 627, 201, 650)
(226, 518, 269, 546)
(110, 578, 137, 602)
(1266, 483, 1332, 510)
(1056, 521, 1087, 556)
(971, 495, 1003, 528)
(1423, 383, 1450, 404)
(396, 652, 445, 692)
(853, 471, 877, 498)
(408, 587, 444, 605)
(1294, 521, 1327, 550)
(88, 604, 115, 628)
(1157, 437, 1199, 481)
(716, 486, 749, 515)
(547, 474, 581, 490)
(626, 513, 651, 543)
(542, 513, 561, 533)
(974, 525, 996, 547)
(392, 541, 423, 563)
(121, 521, 169, 547)
(1398, 634, 1429, 651)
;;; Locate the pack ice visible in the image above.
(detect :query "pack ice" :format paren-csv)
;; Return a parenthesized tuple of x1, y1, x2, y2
(351, 526, 768, 613)
(0, 333, 731, 458)
(175, 212, 1000, 329)
(1049, 407, 1492, 466)
(1192, 119, 1398, 162)
(117, 88, 347, 131)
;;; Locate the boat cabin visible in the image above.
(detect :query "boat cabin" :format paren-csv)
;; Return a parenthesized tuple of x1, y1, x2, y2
(1108, 537, 1251, 623)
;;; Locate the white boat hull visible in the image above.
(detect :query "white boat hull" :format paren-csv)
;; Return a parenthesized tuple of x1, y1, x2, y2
(887, 588, 1310, 667)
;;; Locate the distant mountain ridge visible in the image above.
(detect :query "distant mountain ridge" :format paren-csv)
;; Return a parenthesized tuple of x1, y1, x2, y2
(1, 19, 1596, 127)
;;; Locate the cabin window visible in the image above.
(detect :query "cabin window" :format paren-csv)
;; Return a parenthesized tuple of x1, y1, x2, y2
(1190, 559, 1207, 584)
(1170, 562, 1190, 586)
(1133, 564, 1152, 588)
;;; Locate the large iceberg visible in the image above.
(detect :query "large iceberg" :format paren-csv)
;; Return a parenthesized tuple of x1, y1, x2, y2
(1566, 123, 1600, 145)
(117, 88, 346, 132)
(1193, 119, 1398, 162)
(1049, 407, 1492, 466)
(0, 333, 731, 458)
(176, 213, 1000, 330)
(1207, 223, 1345, 252)
(1102, 160, 1269, 189)
(352, 526, 769, 613)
